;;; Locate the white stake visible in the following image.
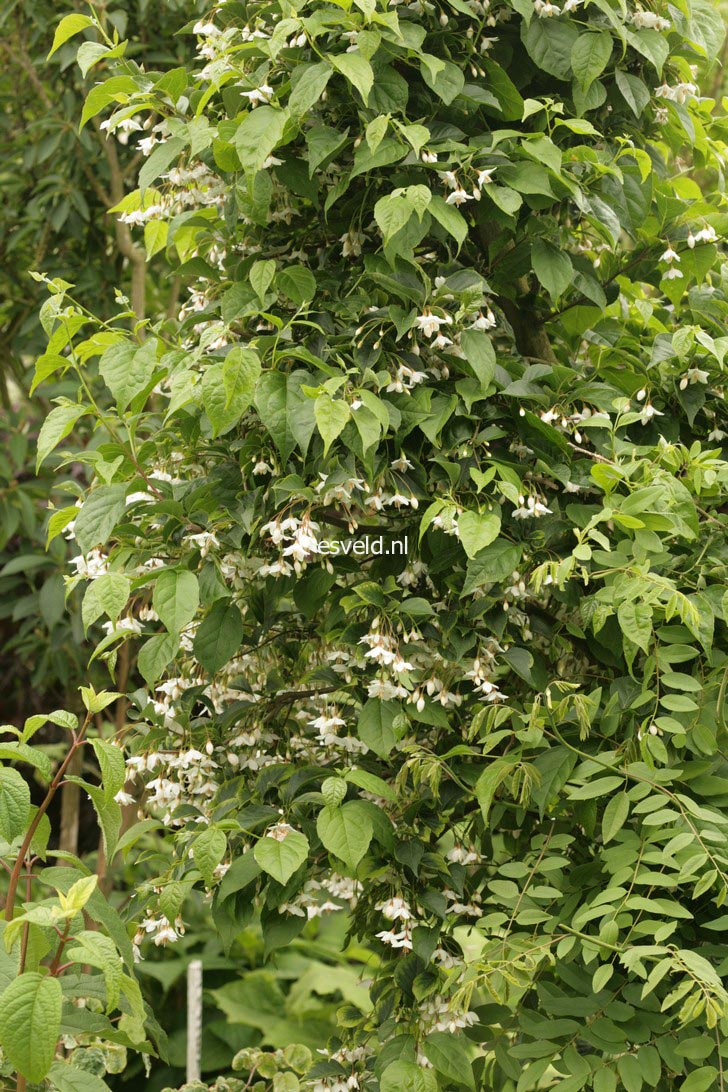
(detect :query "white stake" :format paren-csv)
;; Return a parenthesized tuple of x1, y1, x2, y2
(186, 958, 203, 1082)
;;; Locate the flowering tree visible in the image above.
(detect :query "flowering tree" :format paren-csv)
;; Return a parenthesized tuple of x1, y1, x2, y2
(4, 0, 728, 1089)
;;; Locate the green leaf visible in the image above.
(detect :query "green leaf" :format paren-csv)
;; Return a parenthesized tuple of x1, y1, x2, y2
(137, 633, 179, 686)
(486, 184, 523, 217)
(193, 827, 227, 886)
(315, 395, 350, 455)
(428, 194, 468, 247)
(289, 62, 332, 115)
(522, 19, 579, 81)
(423, 1031, 475, 1089)
(144, 219, 168, 259)
(569, 775, 624, 800)
(460, 329, 496, 391)
(374, 192, 415, 245)
(317, 802, 373, 868)
(615, 69, 651, 118)
(681, 1068, 720, 1092)
(48, 14, 94, 58)
(571, 31, 613, 90)
(531, 239, 574, 300)
(420, 55, 464, 104)
(375, 197, 414, 248)
(0, 743, 51, 781)
(366, 115, 389, 153)
(0, 972, 62, 1082)
(381, 1061, 437, 1092)
(82, 573, 131, 632)
(255, 370, 317, 462)
(90, 739, 126, 801)
(80, 75, 139, 130)
(99, 339, 158, 413)
(49, 1062, 112, 1092)
(193, 602, 244, 673)
(329, 53, 374, 104)
(139, 137, 185, 197)
(203, 358, 256, 438)
(223, 347, 261, 411)
(235, 106, 289, 174)
(617, 600, 652, 652)
(67, 931, 122, 1012)
(602, 791, 629, 844)
(78, 783, 121, 862)
(357, 699, 399, 758)
(250, 260, 276, 303)
(345, 769, 397, 802)
(73, 485, 128, 555)
(475, 759, 514, 823)
(277, 265, 316, 305)
(76, 41, 113, 78)
(254, 829, 309, 884)
(0, 768, 30, 842)
(153, 570, 199, 634)
(458, 510, 501, 559)
(36, 404, 86, 471)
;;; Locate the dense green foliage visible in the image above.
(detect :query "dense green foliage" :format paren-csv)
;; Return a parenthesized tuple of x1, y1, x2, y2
(2, 0, 728, 1089)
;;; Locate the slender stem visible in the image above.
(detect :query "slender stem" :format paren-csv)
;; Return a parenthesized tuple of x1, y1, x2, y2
(49, 920, 73, 976)
(5, 714, 91, 922)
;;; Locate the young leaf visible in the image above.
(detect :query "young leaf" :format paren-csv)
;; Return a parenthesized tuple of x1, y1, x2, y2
(317, 803, 373, 868)
(315, 395, 350, 455)
(48, 14, 95, 58)
(254, 830, 309, 884)
(457, 510, 501, 559)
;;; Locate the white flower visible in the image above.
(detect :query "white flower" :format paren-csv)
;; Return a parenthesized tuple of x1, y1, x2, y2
(340, 230, 366, 257)
(376, 897, 412, 921)
(512, 494, 552, 519)
(445, 186, 474, 206)
(375, 928, 412, 949)
(188, 531, 220, 557)
(694, 225, 717, 244)
(476, 167, 496, 186)
(471, 309, 496, 330)
(679, 368, 709, 389)
(660, 246, 680, 263)
(240, 84, 274, 105)
(663, 267, 683, 280)
(639, 403, 664, 424)
(414, 310, 452, 338)
(102, 617, 143, 637)
(267, 822, 296, 841)
(534, 0, 561, 15)
(421, 150, 438, 163)
(632, 10, 670, 29)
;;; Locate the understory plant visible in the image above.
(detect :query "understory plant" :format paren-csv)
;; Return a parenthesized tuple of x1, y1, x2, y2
(4, 0, 728, 1088)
